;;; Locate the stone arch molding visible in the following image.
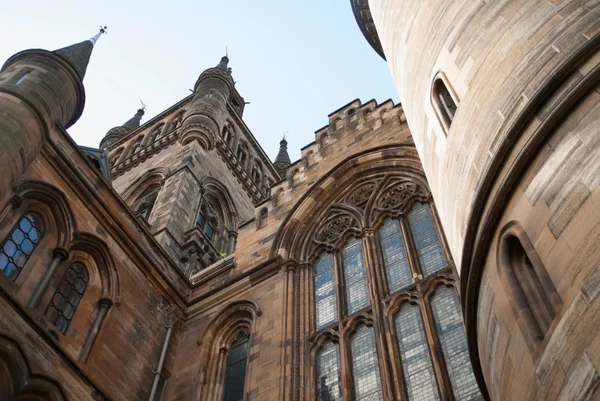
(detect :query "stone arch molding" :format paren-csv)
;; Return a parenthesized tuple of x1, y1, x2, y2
(0, 335, 66, 401)
(195, 300, 261, 401)
(271, 145, 430, 263)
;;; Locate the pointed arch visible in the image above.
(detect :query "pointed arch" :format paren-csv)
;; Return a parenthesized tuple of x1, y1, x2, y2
(196, 300, 261, 401)
(270, 145, 426, 262)
(121, 168, 168, 206)
(202, 177, 239, 231)
(13, 181, 76, 249)
(0, 335, 66, 401)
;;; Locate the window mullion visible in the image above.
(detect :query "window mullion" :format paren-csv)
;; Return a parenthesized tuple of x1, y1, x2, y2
(339, 332, 354, 401)
(421, 292, 455, 401)
(334, 250, 346, 323)
(400, 215, 423, 280)
(427, 201, 454, 274)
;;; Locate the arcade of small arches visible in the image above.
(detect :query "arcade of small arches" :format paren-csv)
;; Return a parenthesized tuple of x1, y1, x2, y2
(0, 181, 120, 399)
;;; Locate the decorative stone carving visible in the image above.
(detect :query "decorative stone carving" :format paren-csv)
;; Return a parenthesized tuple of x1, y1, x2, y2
(346, 181, 377, 208)
(376, 179, 426, 211)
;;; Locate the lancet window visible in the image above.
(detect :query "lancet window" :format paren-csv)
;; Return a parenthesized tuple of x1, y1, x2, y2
(432, 73, 459, 134)
(45, 262, 89, 334)
(309, 178, 481, 400)
(223, 332, 250, 401)
(0, 213, 44, 281)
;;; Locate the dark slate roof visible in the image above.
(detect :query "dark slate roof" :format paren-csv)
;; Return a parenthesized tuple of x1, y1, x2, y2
(53, 40, 94, 80)
(274, 138, 291, 165)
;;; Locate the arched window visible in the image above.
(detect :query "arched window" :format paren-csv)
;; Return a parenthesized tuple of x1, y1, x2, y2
(316, 342, 342, 401)
(395, 303, 440, 401)
(498, 226, 562, 341)
(237, 146, 247, 165)
(153, 124, 166, 141)
(256, 208, 268, 230)
(45, 262, 89, 334)
(315, 253, 337, 330)
(432, 74, 458, 134)
(0, 213, 44, 281)
(342, 238, 369, 315)
(408, 203, 447, 277)
(110, 147, 124, 166)
(223, 332, 250, 401)
(431, 286, 481, 400)
(129, 135, 144, 157)
(134, 187, 160, 221)
(350, 325, 382, 401)
(379, 218, 412, 292)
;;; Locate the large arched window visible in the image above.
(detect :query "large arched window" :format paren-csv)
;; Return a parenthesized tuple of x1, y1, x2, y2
(223, 332, 250, 401)
(44, 262, 89, 334)
(316, 341, 342, 401)
(379, 218, 412, 292)
(0, 213, 44, 281)
(431, 286, 481, 400)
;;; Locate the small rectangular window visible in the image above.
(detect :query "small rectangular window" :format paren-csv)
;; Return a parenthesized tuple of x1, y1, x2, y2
(432, 73, 458, 135)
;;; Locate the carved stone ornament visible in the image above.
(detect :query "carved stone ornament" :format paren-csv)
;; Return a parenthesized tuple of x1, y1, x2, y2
(375, 179, 426, 212)
(314, 212, 357, 246)
(346, 181, 377, 208)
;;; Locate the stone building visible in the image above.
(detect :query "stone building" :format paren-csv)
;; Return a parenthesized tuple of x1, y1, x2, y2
(0, 1, 598, 401)
(351, 0, 600, 400)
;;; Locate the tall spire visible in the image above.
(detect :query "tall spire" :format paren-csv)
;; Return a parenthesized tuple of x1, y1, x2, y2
(53, 26, 107, 80)
(100, 105, 145, 150)
(274, 136, 291, 178)
(216, 55, 232, 74)
(123, 107, 145, 130)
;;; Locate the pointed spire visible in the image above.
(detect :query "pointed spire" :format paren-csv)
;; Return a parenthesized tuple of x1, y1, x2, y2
(273, 135, 292, 167)
(53, 26, 107, 80)
(122, 108, 145, 130)
(216, 54, 232, 74)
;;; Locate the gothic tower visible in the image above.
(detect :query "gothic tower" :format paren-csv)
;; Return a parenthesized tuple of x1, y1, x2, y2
(352, 1, 600, 400)
(105, 56, 280, 275)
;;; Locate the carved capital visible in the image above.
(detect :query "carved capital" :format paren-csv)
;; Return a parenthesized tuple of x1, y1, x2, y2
(52, 248, 69, 261)
(98, 298, 113, 310)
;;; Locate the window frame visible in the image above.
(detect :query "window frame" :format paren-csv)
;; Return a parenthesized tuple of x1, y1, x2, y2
(431, 72, 459, 136)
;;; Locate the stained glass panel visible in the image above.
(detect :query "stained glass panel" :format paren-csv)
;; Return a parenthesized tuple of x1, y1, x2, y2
(408, 203, 447, 276)
(0, 214, 43, 281)
(316, 342, 342, 401)
(223, 332, 250, 401)
(315, 253, 337, 329)
(351, 325, 383, 401)
(379, 218, 413, 293)
(431, 286, 481, 400)
(395, 304, 440, 401)
(45, 262, 89, 334)
(343, 238, 370, 315)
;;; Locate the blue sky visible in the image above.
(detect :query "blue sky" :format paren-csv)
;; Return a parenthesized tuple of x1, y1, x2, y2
(0, 0, 398, 161)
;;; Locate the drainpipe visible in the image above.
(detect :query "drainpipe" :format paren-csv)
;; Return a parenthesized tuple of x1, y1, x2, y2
(148, 307, 178, 401)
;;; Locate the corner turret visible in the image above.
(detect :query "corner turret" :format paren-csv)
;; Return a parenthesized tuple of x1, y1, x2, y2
(0, 27, 104, 202)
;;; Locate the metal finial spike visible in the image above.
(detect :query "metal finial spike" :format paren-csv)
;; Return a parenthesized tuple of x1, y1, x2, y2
(140, 99, 147, 112)
(99, 25, 108, 35)
(225, 46, 228, 58)
(89, 26, 108, 45)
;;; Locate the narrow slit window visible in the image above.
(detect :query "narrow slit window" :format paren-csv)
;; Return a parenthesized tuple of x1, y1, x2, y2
(45, 262, 89, 334)
(15, 70, 31, 85)
(379, 218, 413, 292)
(408, 203, 447, 276)
(432, 76, 458, 132)
(0, 213, 44, 281)
(315, 253, 337, 329)
(316, 342, 342, 401)
(223, 332, 250, 401)
(342, 238, 370, 315)
(431, 286, 481, 401)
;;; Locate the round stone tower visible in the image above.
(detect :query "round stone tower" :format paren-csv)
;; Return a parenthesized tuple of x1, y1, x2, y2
(0, 30, 103, 204)
(352, 1, 600, 400)
(179, 56, 235, 150)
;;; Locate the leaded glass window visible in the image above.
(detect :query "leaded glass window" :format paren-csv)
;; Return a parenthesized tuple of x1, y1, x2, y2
(408, 203, 447, 276)
(395, 304, 440, 401)
(223, 332, 250, 401)
(315, 253, 337, 330)
(379, 218, 413, 293)
(431, 286, 481, 400)
(0, 213, 44, 281)
(316, 342, 342, 401)
(350, 325, 383, 401)
(342, 238, 369, 315)
(45, 262, 89, 333)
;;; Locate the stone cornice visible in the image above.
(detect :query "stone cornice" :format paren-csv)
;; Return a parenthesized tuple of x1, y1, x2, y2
(349, 0, 385, 60)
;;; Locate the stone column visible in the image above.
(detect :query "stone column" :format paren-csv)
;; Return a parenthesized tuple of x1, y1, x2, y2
(28, 248, 69, 308)
(80, 298, 113, 363)
(227, 231, 237, 255)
